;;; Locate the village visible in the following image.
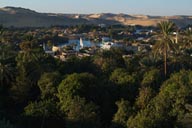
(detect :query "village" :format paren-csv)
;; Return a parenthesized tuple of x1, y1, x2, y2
(41, 24, 160, 61)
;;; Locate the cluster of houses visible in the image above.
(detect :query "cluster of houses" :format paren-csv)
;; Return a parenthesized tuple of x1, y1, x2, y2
(44, 36, 152, 61)
(40, 23, 159, 61)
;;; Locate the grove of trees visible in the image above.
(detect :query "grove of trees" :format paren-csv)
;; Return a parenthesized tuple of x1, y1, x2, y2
(0, 21, 192, 128)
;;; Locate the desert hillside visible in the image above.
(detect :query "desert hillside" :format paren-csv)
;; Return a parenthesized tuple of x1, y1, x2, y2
(0, 7, 191, 27)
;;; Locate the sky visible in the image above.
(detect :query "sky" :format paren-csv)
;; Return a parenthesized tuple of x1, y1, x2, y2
(0, 0, 192, 16)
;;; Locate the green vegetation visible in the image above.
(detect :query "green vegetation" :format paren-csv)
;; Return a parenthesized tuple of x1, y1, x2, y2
(0, 21, 192, 128)
(153, 21, 176, 77)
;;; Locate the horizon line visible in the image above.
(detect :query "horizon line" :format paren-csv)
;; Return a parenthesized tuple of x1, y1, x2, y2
(1, 6, 192, 17)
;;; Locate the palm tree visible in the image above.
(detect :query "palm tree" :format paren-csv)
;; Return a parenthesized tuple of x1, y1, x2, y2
(139, 54, 162, 69)
(181, 27, 192, 50)
(0, 44, 15, 87)
(0, 62, 14, 86)
(153, 21, 177, 77)
(0, 25, 4, 43)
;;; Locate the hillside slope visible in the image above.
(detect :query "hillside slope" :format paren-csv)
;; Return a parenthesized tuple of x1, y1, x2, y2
(0, 7, 191, 27)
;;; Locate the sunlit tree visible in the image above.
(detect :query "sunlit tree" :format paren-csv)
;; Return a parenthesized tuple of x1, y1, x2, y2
(153, 21, 177, 77)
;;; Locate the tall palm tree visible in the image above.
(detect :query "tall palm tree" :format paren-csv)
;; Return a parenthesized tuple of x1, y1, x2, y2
(153, 21, 177, 77)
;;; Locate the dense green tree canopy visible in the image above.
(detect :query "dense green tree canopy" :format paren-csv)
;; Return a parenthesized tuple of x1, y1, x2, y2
(0, 23, 192, 128)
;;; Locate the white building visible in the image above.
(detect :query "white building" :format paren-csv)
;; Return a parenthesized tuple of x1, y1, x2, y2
(80, 38, 84, 49)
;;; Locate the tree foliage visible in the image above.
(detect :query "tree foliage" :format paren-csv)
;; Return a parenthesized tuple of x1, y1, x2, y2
(0, 23, 192, 128)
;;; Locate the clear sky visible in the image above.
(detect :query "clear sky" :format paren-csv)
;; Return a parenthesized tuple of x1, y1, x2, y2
(0, 0, 192, 16)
